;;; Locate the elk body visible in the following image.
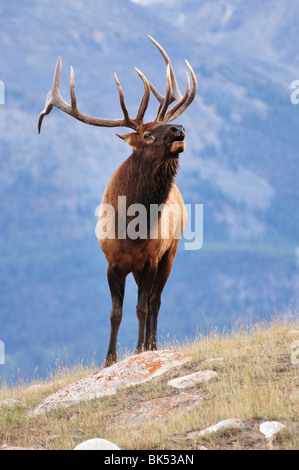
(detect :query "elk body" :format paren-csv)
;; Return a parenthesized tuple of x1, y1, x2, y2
(38, 36, 197, 366)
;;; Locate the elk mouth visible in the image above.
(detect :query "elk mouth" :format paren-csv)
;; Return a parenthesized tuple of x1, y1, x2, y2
(170, 135, 185, 154)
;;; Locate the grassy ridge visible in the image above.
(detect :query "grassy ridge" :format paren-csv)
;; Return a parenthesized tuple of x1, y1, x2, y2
(0, 317, 298, 450)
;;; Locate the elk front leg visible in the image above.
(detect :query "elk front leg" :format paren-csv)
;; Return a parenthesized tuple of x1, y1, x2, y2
(135, 263, 157, 354)
(105, 265, 126, 367)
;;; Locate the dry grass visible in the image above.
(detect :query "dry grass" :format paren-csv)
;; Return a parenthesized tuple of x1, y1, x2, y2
(0, 317, 298, 450)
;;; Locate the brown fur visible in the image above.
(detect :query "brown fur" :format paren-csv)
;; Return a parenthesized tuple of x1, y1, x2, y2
(98, 123, 187, 365)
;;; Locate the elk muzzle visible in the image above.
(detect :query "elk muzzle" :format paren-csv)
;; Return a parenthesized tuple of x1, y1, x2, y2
(169, 125, 186, 154)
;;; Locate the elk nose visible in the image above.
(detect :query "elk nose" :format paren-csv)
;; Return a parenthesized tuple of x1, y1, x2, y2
(170, 125, 185, 138)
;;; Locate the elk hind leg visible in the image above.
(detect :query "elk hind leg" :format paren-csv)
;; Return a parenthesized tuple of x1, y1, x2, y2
(146, 242, 178, 351)
(135, 263, 157, 354)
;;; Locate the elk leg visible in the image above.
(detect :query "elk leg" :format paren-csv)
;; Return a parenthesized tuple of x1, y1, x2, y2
(105, 265, 126, 367)
(145, 296, 160, 350)
(146, 242, 179, 350)
(136, 263, 157, 354)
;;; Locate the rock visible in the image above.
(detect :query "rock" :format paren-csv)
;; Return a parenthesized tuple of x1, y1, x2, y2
(74, 438, 120, 450)
(32, 350, 191, 415)
(120, 393, 202, 424)
(290, 340, 299, 365)
(188, 418, 243, 438)
(0, 399, 25, 409)
(167, 370, 217, 389)
(259, 421, 286, 439)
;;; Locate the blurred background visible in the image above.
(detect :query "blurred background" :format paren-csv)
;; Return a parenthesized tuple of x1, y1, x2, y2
(0, 0, 298, 383)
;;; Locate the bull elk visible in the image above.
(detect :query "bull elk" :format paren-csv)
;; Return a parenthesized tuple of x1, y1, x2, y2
(38, 35, 197, 366)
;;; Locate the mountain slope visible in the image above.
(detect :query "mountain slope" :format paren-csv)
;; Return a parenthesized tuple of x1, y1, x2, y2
(0, 0, 298, 381)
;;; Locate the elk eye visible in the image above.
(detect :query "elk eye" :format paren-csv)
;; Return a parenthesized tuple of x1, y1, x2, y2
(143, 133, 154, 142)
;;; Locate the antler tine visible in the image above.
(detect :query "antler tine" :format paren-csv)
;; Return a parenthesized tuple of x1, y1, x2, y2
(164, 59, 197, 123)
(147, 35, 182, 103)
(70, 66, 77, 111)
(156, 64, 172, 122)
(114, 72, 131, 124)
(38, 56, 64, 133)
(38, 90, 54, 134)
(164, 70, 190, 123)
(134, 67, 151, 125)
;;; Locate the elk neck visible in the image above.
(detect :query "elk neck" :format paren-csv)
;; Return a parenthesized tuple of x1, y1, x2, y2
(127, 146, 180, 210)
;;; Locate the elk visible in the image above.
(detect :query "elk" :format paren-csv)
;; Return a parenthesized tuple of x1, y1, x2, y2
(38, 35, 197, 366)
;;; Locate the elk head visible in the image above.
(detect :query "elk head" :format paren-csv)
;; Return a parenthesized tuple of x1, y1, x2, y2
(116, 122, 186, 156)
(38, 35, 197, 142)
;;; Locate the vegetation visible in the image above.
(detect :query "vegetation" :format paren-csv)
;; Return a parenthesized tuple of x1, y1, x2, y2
(0, 317, 298, 450)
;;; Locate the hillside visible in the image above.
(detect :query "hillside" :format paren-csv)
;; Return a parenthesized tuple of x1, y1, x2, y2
(0, 319, 298, 450)
(0, 0, 298, 382)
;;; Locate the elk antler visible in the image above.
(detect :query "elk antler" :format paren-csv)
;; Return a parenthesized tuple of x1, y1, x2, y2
(38, 36, 197, 133)
(38, 57, 150, 133)
(145, 35, 197, 123)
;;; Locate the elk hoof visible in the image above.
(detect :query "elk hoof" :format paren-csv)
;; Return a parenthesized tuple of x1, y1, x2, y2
(104, 354, 117, 368)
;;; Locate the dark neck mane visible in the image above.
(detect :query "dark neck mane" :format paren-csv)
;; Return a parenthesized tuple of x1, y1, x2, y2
(128, 149, 179, 209)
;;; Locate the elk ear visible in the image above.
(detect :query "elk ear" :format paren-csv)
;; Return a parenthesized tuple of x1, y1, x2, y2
(116, 132, 138, 148)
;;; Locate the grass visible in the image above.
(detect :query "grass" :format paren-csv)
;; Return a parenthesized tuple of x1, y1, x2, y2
(0, 317, 298, 450)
